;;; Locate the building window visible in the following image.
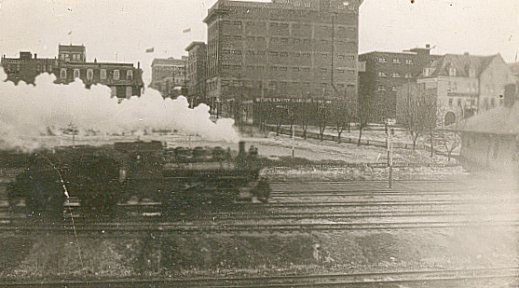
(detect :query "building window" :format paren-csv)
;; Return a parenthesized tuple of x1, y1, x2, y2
(392, 86, 398, 91)
(87, 69, 94, 80)
(113, 69, 120, 80)
(406, 59, 413, 65)
(444, 112, 456, 126)
(60, 68, 67, 79)
(100, 69, 107, 80)
(405, 73, 412, 78)
(127, 70, 133, 80)
(392, 58, 400, 64)
(279, 66, 287, 71)
(378, 57, 386, 63)
(377, 85, 385, 91)
(232, 50, 242, 55)
(73, 69, 80, 79)
(448, 98, 453, 106)
(449, 67, 457, 77)
(392, 72, 401, 78)
(126, 86, 133, 98)
(457, 99, 462, 106)
(280, 52, 289, 57)
(378, 72, 387, 77)
(423, 68, 432, 77)
(469, 68, 476, 78)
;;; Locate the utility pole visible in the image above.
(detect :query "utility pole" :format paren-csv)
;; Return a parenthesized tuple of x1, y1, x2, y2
(385, 118, 395, 188)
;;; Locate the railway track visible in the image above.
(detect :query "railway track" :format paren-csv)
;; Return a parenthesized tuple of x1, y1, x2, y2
(1, 267, 517, 287)
(2, 218, 519, 234)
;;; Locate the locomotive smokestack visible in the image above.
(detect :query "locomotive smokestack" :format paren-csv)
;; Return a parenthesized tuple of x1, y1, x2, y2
(239, 141, 246, 155)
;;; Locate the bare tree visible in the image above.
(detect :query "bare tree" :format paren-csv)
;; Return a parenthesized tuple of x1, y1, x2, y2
(296, 101, 312, 140)
(402, 84, 437, 150)
(438, 131, 461, 162)
(332, 99, 355, 144)
(356, 95, 371, 146)
(317, 103, 328, 141)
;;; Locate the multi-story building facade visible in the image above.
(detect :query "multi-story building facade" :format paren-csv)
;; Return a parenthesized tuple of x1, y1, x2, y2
(150, 57, 188, 99)
(416, 53, 516, 126)
(204, 0, 362, 123)
(1, 45, 144, 98)
(185, 42, 207, 106)
(1, 51, 57, 84)
(358, 45, 440, 123)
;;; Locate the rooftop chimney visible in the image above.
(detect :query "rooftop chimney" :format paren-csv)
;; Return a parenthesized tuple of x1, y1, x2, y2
(34, 53, 37, 59)
(425, 44, 431, 49)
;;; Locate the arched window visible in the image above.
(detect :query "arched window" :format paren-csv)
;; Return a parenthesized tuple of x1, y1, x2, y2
(86, 69, 93, 80)
(60, 68, 67, 79)
(444, 112, 456, 126)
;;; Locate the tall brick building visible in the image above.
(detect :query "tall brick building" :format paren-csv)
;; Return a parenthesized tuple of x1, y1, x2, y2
(185, 42, 208, 106)
(358, 45, 440, 123)
(150, 57, 188, 99)
(204, 0, 362, 123)
(1, 45, 144, 98)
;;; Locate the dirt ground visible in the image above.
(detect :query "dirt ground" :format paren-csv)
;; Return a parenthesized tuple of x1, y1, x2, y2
(0, 225, 516, 280)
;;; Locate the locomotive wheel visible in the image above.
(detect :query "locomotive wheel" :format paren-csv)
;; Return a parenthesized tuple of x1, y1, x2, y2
(78, 186, 120, 219)
(25, 184, 65, 220)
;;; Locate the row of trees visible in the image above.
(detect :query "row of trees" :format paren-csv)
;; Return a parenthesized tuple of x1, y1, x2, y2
(253, 88, 460, 160)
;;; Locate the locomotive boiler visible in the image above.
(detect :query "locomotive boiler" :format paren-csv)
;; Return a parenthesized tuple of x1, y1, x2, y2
(7, 141, 271, 218)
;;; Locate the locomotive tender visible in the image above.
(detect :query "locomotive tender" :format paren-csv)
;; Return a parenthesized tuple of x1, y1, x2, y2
(7, 141, 270, 218)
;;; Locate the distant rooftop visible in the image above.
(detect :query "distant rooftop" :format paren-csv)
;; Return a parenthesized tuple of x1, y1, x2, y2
(185, 41, 206, 52)
(58, 44, 86, 52)
(449, 102, 519, 135)
(152, 57, 187, 66)
(423, 53, 498, 78)
(205, 0, 363, 23)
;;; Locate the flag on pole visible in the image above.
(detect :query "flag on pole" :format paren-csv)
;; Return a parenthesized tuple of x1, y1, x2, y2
(145, 47, 154, 53)
(182, 27, 191, 33)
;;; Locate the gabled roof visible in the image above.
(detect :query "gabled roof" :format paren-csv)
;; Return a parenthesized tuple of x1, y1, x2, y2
(448, 103, 519, 135)
(423, 54, 498, 78)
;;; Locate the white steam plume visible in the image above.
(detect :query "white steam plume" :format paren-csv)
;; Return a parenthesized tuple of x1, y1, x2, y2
(0, 69, 238, 150)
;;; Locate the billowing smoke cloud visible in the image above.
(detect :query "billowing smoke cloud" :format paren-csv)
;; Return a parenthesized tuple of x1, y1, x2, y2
(0, 69, 238, 150)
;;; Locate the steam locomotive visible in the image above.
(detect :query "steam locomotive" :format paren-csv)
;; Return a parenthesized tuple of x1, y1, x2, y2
(7, 141, 271, 218)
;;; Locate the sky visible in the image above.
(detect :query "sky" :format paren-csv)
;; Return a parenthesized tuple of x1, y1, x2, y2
(0, 0, 518, 83)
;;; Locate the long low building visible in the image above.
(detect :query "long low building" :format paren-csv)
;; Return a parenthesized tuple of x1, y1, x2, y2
(450, 84, 518, 171)
(1, 44, 144, 98)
